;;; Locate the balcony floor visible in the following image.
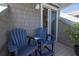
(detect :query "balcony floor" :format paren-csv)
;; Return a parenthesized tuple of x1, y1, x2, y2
(54, 42, 76, 56)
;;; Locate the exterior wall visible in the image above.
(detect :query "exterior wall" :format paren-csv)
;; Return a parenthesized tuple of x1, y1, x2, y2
(58, 19, 74, 48)
(0, 8, 9, 55)
(8, 3, 41, 36)
(0, 3, 41, 55)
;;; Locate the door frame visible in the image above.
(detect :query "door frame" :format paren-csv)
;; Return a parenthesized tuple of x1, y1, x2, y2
(40, 3, 59, 41)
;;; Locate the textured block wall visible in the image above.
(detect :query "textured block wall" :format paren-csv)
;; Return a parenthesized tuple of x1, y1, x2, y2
(8, 3, 41, 36)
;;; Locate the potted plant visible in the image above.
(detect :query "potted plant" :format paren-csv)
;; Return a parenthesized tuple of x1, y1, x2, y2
(65, 23, 79, 56)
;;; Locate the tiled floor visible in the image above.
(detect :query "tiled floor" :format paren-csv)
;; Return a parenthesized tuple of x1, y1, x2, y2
(54, 42, 76, 56)
(25, 41, 76, 56)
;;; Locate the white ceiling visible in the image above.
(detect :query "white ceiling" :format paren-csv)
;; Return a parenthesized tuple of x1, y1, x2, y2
(54, 3, 72, 9)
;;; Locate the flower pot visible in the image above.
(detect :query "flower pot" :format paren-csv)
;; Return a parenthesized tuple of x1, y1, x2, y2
(74, 45, 79, 56)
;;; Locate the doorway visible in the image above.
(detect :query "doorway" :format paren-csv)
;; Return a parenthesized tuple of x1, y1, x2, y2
(41, 4, 58, 40)
(43, 7, 48, 33)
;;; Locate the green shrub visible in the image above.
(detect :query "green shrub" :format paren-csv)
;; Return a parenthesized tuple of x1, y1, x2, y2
(65, 23, 79, 45)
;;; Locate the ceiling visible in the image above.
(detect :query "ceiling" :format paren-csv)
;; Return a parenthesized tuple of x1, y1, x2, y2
(54, 3, 72, 9)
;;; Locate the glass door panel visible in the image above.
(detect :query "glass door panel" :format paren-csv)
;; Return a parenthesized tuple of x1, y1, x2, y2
(51, 10, 57, 40)
(43, 7, 48, 33)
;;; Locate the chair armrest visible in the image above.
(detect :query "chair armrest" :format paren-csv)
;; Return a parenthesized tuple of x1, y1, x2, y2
(47, 34, 55, 37)
(46, 34, 55, 41)
(27, 36, 34, 39)
(27, 36, 38, 45)
(34, 37, 41, 41)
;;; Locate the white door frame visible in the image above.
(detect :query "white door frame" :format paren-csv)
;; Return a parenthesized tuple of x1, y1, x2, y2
(41, 3, 59, 41)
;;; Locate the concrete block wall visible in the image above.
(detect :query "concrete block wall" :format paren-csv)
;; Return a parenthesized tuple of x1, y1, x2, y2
(7, 3, 41, 36)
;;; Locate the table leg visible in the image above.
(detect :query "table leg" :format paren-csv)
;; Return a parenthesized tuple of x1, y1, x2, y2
(38, 42, 42, 56)
(35, 49, 37, 56)
(51, 42, 54, 56)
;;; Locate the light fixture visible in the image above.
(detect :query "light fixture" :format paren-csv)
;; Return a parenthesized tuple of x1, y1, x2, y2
(35, 4, 40, 10)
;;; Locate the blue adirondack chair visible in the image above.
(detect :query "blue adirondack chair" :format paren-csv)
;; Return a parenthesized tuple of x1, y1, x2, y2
(8, 28, 38, 56)
(35, 27, 55, 56)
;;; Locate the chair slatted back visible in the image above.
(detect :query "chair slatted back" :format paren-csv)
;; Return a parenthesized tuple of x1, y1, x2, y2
(35, 27, 47, 40)
(10, 28, 28, 49)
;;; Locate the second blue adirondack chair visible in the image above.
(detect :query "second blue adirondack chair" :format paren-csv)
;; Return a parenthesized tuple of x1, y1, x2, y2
(35, 27, 55, 56)
(8, 28, 38, 56)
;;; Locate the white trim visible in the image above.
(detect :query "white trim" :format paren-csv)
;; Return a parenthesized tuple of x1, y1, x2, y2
(56, 9, 59, 41)
(42, 3, 58, 11)
(48, 9, 52, 34)
(48, 9, 50, 34)
(50, 9, 52, 34)
(41, 4, 43, 27)
(60, 12, 79, 26)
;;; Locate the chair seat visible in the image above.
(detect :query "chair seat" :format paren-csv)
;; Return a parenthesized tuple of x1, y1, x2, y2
(41, 50, 53, 56)
(38, 39, 54, 46)
(18, 44, 38, 56)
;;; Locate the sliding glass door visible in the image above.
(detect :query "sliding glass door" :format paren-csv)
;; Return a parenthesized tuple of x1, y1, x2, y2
(41, 4, 58, 40)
